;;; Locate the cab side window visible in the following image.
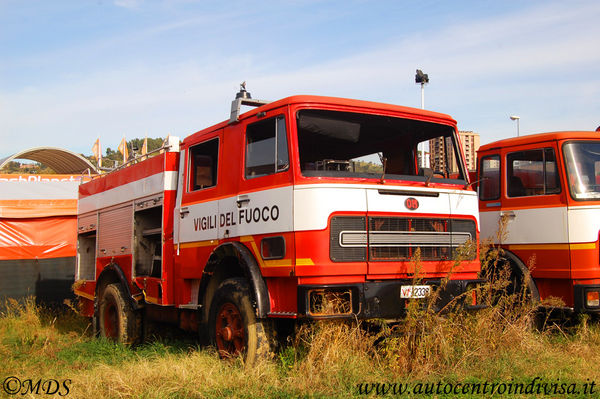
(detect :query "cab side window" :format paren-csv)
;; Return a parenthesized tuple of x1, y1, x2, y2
(245, 116, 289, 179)
(189, 138, 219, 191)
(507, 148, 560, 197)
(479, 155, 500, 201)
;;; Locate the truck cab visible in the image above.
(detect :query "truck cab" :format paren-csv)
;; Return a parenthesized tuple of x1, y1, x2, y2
(478, 131, 600, 312)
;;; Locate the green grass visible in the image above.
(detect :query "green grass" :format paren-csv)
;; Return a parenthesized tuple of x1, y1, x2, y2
(4, 240, 600, 399)
(3, 298, 600, 398)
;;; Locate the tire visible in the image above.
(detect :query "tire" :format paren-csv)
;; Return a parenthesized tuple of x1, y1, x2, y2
(502, 253, 540, 304)
(97, 283, 141, 345)
(208, 278, 273, 365)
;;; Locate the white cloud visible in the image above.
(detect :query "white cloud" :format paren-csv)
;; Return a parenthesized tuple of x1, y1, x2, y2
(114, 0, 143, 9)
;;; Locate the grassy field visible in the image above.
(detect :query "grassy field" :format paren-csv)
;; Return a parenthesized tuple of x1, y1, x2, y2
(3, 251, 600, 397)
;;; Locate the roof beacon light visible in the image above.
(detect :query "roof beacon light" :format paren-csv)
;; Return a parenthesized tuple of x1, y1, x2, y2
(229, 82, 270, 124)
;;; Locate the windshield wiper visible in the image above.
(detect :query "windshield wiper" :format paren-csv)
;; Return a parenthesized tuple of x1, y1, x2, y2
(378, 153, 388, 184)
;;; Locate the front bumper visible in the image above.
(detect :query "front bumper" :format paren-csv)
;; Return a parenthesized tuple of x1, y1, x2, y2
(297, 278, 485, 319)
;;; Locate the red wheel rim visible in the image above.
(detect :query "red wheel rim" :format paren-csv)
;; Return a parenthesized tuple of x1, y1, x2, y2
(215, 302, 246, 358)
(103, 300, 118, 339)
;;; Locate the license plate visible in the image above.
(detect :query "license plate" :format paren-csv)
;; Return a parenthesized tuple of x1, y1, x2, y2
(400, 285, 431, 299)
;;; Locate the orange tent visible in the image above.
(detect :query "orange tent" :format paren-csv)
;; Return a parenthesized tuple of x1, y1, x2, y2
(0, 174, 83, 304)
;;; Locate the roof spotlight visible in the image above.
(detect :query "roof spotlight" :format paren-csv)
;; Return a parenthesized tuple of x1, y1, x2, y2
(415, 69, 429, 84)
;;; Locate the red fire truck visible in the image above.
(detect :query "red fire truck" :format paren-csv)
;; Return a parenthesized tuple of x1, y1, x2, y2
(478, 131, 600, 313)
(73, 87, 482, 361)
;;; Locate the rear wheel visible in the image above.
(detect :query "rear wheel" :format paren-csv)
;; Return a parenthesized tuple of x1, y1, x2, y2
(97, 283, 141, 345)
(208, 278, 272, 364)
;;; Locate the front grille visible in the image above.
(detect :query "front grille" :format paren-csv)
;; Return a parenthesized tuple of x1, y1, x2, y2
(330, 216, 367, 262)
(330, 216, 476, 262)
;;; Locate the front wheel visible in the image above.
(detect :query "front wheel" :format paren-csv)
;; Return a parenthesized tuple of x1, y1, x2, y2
(503, 257, 539, 304)
(208, 278, 273, 364)
(97, 283, 141, 345)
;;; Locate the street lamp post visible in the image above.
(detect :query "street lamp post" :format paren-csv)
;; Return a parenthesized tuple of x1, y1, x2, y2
(510, 115, 520, 137)
(416, 69, 429, 167)
(415, 69, 429, 110)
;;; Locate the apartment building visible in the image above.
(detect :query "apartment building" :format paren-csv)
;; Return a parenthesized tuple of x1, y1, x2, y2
(429, 130, 480, 173)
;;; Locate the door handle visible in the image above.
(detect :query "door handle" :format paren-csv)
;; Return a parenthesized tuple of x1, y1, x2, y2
(500, 210, 516, 219)
(237, 196, 250, 208)
(180, 208, 189, 218)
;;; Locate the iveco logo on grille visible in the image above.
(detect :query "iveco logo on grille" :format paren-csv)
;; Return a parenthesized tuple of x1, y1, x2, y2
(405, 197, 419, 210)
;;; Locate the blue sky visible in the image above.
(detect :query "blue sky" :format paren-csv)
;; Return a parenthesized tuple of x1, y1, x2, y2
(1, 0, 599, 157)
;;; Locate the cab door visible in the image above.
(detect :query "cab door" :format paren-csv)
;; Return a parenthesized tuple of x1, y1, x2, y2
(227, 112, 294, 275)
(478, 152, 502, 242)
(483, 143, 570, 280)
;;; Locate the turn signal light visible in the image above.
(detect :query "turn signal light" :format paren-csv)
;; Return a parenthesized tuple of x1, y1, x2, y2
(466, 282, 479, 306)
(586, 291, 599, 307)
(471, 289, 478, 306)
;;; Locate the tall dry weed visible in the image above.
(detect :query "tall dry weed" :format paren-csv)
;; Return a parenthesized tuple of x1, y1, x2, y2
(366, 223, 554, 380)
(6, 219, 600, 397)
(286, 319, 380, 392)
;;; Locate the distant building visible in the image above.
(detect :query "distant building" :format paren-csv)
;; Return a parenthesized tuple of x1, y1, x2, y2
(429, 131, 480, 173)
(460, 131, 480, 171)
(19, 163, 37, 169)
(429, 136, 451, 173)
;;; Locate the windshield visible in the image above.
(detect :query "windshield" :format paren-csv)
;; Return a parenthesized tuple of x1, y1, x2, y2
(563, 141, 600, 200)
(296, 109, 467, 183)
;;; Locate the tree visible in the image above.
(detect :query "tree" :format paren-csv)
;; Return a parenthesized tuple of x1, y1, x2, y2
(3, 161, 21, 173)
(97, 137, 166, 168)
(129, 137, 164, 154)
(0, 160, 54, 174)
